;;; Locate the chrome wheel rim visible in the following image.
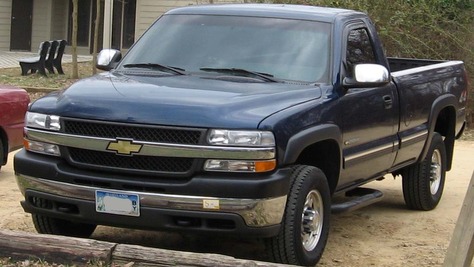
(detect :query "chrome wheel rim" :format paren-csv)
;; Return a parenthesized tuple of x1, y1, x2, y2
(301, 190, 323, 251)
(430, 149, 442, 195)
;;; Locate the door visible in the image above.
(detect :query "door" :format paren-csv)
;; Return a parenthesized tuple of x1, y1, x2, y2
(338, 26, 399, 187)
(10, 0, 33, 51)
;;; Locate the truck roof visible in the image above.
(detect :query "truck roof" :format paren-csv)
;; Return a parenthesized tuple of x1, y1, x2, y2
(165, 4, 365, 22)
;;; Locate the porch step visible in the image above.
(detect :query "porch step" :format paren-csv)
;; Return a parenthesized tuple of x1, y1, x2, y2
(331, 188, 383, 214)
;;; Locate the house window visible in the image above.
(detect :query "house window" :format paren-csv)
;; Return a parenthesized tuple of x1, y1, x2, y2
(68, 0, 92, 46)
(112, 0, 136, 50)
(122, 0, 136, 48)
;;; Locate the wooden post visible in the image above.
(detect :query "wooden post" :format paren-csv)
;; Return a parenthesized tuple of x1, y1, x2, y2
(443, 171, 474, 267)
(0, 230, 115, 265)
(0, 230, 292, 266)
(103, 0, 113, 49)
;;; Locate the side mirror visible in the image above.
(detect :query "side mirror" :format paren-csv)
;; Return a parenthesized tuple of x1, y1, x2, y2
(96, 49, 122, 71)
(343, 64, 390, 88)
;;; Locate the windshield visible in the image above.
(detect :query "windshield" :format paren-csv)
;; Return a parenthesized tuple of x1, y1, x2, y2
(119, 14, 331, 83)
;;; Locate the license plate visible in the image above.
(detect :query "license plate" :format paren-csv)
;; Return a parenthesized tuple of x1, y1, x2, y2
(95, 190, 140, 217)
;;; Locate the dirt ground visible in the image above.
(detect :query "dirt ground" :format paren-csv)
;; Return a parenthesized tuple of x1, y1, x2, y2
(1, 141, 473, 266)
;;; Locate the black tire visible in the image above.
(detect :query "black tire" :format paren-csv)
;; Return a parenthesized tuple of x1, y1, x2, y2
(33, 214, 96, 238)
(32, 199, 96, 238)
(402, 132, 446, 211)
(265, 165, 331, 266)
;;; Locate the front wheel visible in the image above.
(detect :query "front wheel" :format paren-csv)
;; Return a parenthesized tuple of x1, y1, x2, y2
(402, 132, 446, 210)
(32, 198, 96, 238)
(265, 165, 331, 266)
(33, 214, 97, 238)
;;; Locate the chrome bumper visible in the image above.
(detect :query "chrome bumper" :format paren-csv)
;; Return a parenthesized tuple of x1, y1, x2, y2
(16, 174, 287, 227)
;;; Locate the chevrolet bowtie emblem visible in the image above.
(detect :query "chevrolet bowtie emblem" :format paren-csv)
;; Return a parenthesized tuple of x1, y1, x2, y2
(107, 139, 142, 155)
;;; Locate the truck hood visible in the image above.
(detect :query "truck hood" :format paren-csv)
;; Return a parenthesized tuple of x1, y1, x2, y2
(30, 72, 322, 128)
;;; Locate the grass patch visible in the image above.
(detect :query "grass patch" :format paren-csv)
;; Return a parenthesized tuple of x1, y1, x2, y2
(0, 62, 95, 90)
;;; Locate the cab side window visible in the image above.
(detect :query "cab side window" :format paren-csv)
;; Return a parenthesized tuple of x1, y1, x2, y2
(346, 28, 377, 75)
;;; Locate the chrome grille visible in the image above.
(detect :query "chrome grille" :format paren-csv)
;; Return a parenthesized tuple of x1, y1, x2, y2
(68, 147, 194, 174)
(62, 119, 205, 176)
(63, 119, 203, 144)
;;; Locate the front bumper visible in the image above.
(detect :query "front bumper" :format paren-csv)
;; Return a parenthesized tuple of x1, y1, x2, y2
(15, 150, 290, 237)
(17, 174, 286, 227)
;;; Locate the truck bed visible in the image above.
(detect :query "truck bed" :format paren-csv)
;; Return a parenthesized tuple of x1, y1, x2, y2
(388, 57, 445, 72)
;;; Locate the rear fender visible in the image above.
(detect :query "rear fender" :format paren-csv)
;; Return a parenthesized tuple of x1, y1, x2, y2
(420, 94, 458, 169)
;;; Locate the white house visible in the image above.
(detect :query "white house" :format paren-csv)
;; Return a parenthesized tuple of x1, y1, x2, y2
(0, 0, 243, 54)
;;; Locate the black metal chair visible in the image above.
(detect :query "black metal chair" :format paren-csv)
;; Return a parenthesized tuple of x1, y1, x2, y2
(19, 41, 51, 76)
(53, 40, 67, 74)
(45, 40, 59, 74)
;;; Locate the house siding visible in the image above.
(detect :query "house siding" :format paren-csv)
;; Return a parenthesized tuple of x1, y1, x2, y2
(31, 0, 52, 50)
(51, 0, 68, 40)
(135, 0, 244, 41)
(0, 0, 12, 50)
(135, 0, 194, 40)
(4, 0, 247, 53)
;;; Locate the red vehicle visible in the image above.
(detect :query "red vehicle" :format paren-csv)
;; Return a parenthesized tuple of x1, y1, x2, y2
(0, 85, 29, 170)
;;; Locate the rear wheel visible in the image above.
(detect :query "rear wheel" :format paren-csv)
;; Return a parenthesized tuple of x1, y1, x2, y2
(32, 198, 96, 238)
(265, 165, 331, 266)
(402, 133, 446, 210)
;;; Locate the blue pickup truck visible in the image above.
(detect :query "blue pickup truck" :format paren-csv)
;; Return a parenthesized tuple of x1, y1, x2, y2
(15, 4, 468, 266)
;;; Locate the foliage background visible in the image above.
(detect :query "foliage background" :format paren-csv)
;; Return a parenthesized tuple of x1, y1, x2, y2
(271, 0, 474, 126)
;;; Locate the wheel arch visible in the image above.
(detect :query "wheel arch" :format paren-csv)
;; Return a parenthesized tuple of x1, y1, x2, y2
(422, 95, 458, 171)
(282, 124, 342, 194)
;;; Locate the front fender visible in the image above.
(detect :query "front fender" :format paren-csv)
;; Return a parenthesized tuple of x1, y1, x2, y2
(282, 124, 343, 165)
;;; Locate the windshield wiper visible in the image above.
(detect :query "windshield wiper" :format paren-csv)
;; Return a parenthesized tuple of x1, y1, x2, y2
(200, 67, 279, 82)
(123, 63, 186, 75)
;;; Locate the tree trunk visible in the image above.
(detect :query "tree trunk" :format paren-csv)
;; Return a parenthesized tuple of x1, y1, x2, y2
(92, 0, 101, 74)
(71, 0, 78, 79)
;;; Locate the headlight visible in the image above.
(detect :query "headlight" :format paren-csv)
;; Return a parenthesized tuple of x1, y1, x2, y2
(206, 129, 276, 172)
(24, 140, 61, 156)
(26, 112, 61, 131)
(204, 159, 276, 173)
(208, 130, 275, 146)
(24, 112, 61, 156)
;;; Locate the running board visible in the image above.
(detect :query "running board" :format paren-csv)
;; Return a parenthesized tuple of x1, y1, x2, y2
(331, 188, 383, 214)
